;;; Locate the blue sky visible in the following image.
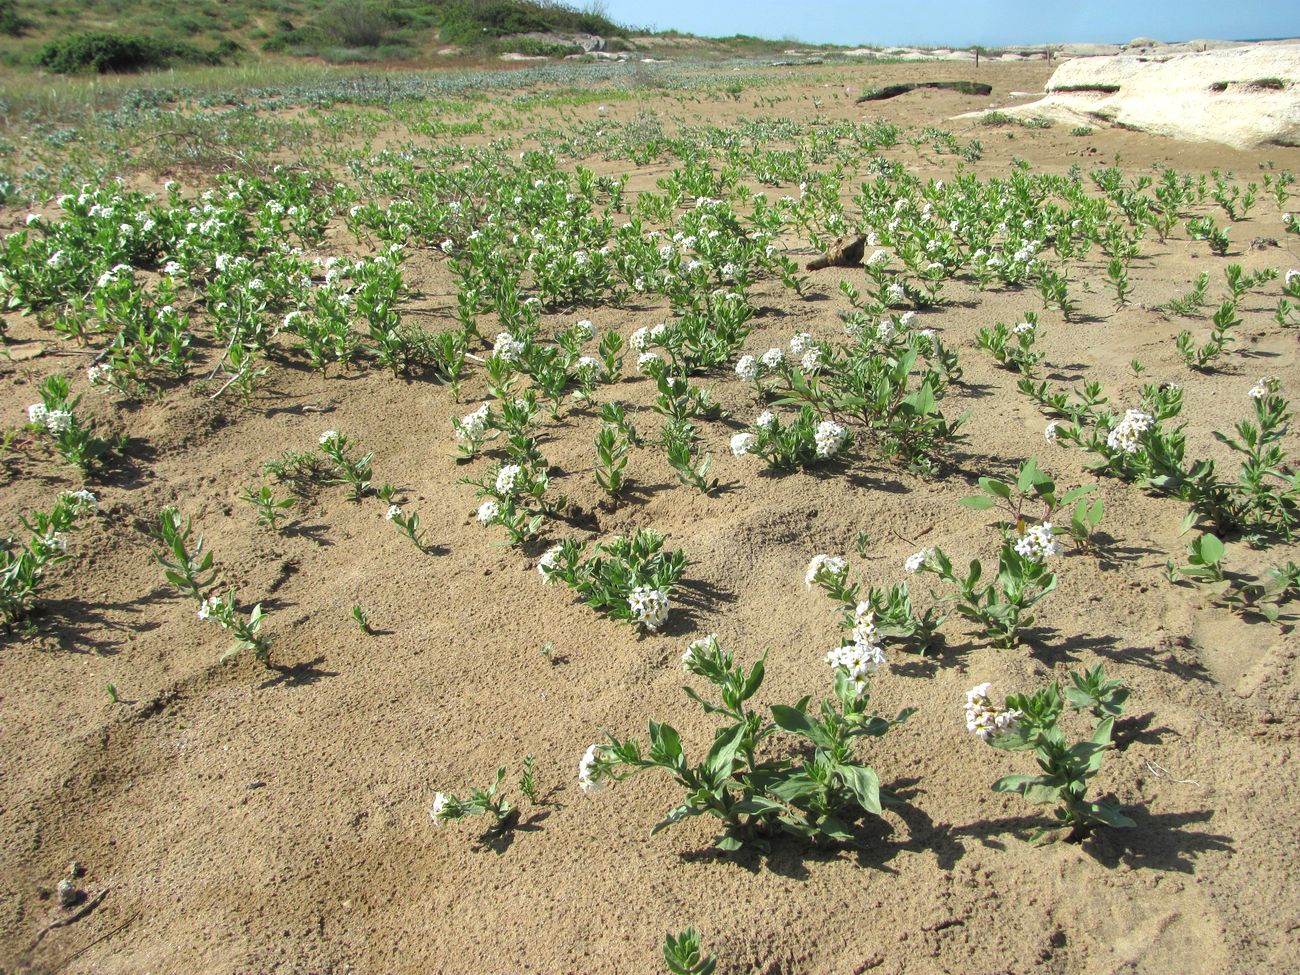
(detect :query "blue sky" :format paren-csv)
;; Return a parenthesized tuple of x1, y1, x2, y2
(599, 0, 1300, 47)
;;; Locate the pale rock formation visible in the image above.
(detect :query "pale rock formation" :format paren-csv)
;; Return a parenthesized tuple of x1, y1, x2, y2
(956, 43, 1300, 148)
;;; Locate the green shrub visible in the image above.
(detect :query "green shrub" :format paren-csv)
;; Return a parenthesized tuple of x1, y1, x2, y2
(0, 0, 26, 37)
(320, 1, 392, 48)
(492, 36, 583, 57)
(438, 0, 627, 47)
(36, 32, 229, 74)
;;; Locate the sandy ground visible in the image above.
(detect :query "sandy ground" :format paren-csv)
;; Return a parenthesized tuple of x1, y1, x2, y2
(1, 61, 1299, 974)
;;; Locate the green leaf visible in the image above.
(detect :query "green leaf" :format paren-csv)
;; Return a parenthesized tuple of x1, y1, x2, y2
(770, 705, 833, 749)
(703, 722, 747, 784)
(838, 764, 882, 815)
(713, 832, 743, 852)
(959, 495, 997, 510)
(1196, 533, 1225, 565)
(651, 804, 698, 835)
(1087, 800, 1135, 828)
(979, 477, 1013, 500)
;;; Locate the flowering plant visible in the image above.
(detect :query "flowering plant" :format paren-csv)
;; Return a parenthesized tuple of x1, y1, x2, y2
(1, 490, 97, 627)
(579, 636, 911, 851)
(967, 676, 1134, 841)
(539, 529, 686, 631)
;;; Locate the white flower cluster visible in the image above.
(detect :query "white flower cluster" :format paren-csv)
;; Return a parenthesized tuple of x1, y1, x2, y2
(788, 332, 813, 356)
(627, 586, 670, 630)
(904, 548, 935, 573)
(1247, 377, 1277, 400)
(27, 404, 72, 433)
(755, 411, 776, 431)
(734, 354, 758, 381)
(574, 319, 595, 341)
(814, 420, 849, 458)
(964, 683, 1021, 741)
(760, 347, 784, 370)
(1285, 268, 1299, 288)
(826, 605, 886, 694)
(385, 504, 401, 521)
(682, 633, 719, 671)
(537, 544, 563, 583)
(319, 430, 338, 446)
(492, 332, 525, 362)
(578, 743, 605, 793)
(730, 432, 757, 457)
(1044, 421, 1060, 444)
(1012, 321, 1035, 336)
(456, 403, 491, 442)
(61, 488, 98, 512)
(1106, 409, 1153, 455)
(476, 499, 499, 525)
(495, 464, 521, 495)
(1014, 522, 1062, 562)
(429, 793, 451, 825)
(805, 553, 847, 589)
(867, 249, 890, 268)
(800, 347, 824, 373)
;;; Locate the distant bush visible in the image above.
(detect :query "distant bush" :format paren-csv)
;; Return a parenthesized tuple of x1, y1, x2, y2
(438, 0, 627, 47)
(321, 1, 393, 48)
(492, 36, 583, 57)
(0, 0, 26, 36)
(37, 32, 232, 73)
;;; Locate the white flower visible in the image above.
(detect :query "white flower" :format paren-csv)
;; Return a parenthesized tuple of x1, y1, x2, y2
(867, 249, 890, 268)
(814, 420, 848, 458)
(800, 347, 824, 373)
(898, 311, 916, 328)
(492, 332, 524, 362)
(537, 544, 563, 583)
(162, 260, 182, 276)
(1044, 421, 1060, 444)
(25, 213, 38, 226)
(887, 282, 906, 304)
(27, 403, 49, 427)
(1106, 409, 1153, 455)
(805, 554, 847, 589)
(755, 411, 776, 431)
(789, 332, 813, 356)
(627, 586, 670, 630)
(495, 464, 521, 494)
(1014, 522, 1062, 562)
(440, 239, 454, 254)
(636, 351, 660, 373)
(1012, 321, 1035, 335)
(319, 430, 338, 446)
(682, 634, 718, 671)
(476, 500, 499, 525)
(904, 548, 934, 573)
(578, 744, 605, 793)
(430, 793, 451, 825)
(574, 319, 595, 340)
(734, 354, 758, 382)
(825, 632, 886, 694)
(630, 326, 650, 352)
(730, 432, 757, 457)
(87, 364, 110, 386)
(576, 355, 599, 375)
(46, 249, 67, 269)
(456, 404, 490, 441)
(385, 505, 401, 521)
(197, 596, 221, 622)
(1248, 378, 1275, 399)
(760, 347, 784, 370)
(1287, 269, 1300, 288)
(44, 410, 72, 434)
(964, 683, 1022, 741)
(61, 488, 97, 512)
